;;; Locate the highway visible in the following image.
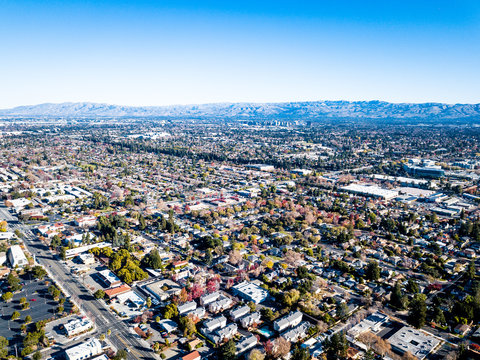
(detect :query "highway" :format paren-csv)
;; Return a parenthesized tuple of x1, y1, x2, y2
(1, 206, 156, 360)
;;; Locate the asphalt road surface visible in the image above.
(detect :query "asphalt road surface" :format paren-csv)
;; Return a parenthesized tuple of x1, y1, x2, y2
(1, 206, 157, 360)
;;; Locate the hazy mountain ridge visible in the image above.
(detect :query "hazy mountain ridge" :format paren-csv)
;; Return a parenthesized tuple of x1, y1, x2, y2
(1, 101, 480, 120)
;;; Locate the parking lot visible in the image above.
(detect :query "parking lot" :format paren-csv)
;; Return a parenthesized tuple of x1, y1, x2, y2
(0, 276, 63, 349)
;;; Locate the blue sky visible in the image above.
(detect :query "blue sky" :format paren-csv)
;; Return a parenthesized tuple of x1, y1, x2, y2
(0, 0, 479, 107)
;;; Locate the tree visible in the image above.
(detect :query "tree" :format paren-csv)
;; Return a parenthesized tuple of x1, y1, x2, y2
(164, 304, 178, 319)
(139, 214, 146, 230)
(336, 301, 349, 318)
(365, 261, 380, 281)
(363, 349, 375, 360)
(50, 234, 61, 248)
(142, 249, 162, 269)
(33, 351, 42, 360)
(146, 297, 152, 308)
(408, 294, 427, 329)
(0, 221, 7, 232)
(467, 260, 476, 280)
(291, 346, 312, 360)
(324, 332, 348, 359)
(25, 315, 32, 323)
(229, 250, 243, 265)
(114, 349, 128, 360)
(433, 306, 446, 325)
(11, 311, 20, 320)
(60, 246, 67, 260)
(273, 337, 291, 358)
(7, 273, 21, 292)
(2, 292, 13, 302)
(0, 336, 8, 358)
(406, 279, 419, 294)
(179, 316, 196, 338)
(204, 249, 213, 266)
(219, 339, 236, 360)
(248, 349, 265, 360)
(282, 289, 300, 307)
(390, 281, 408, 310)
(32, 266, 47, 280)
(94, 289, 105, 300)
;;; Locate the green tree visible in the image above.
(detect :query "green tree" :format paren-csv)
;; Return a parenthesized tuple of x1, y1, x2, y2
(406, 279, 419, 294)
(2, 292, 13, 302)
(204, 249, 213, 266)
(94, 289, 106, 300)
(139, 214, 146, 230)
(433, 306, 446, 325)
(114, 349, 128, 360)
(219, 339, 236, 360)
(142, 249, 162, 269)
(25, 315, 32, 323)
(164, 304, 178, 319)
(179, 316, 196, 338)
(363, 349, 375, 360)
(365, 261, 380, 281)
(324, 332, 348, 359)
(390, 281, 408, 310)
(33, 351, 42, 360)
(282, 289, 300, 307)
(0, 336, 8, 358)
(467, 260, 476, 280)
(408, 294, 427, 328)
(32, 266, 47, 280)
(7, 273, 21, 292)
(336, 301, 349, 318)
(11, 311, 20, 320)
(60, 246, 67, 260)
(291, 346, 312, 360)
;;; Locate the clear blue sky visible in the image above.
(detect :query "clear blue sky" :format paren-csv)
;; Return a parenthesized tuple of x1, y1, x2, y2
(1, 0, 479, 108)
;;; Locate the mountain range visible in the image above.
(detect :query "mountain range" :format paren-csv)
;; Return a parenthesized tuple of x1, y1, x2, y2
(1, 101, 480, 120)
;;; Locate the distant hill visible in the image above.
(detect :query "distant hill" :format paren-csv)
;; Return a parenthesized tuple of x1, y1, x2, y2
(1, 100, 480, 120)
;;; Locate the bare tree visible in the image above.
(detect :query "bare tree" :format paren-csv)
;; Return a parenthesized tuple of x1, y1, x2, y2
(272, 337, 291, 358)
(248, 349, 265, 360)
(229, 250, 243, 265)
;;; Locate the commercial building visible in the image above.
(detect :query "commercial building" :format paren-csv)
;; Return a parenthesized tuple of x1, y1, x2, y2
(144, 279, 182, 301)
(403, 160, 445, 178)
(388, 326, 440, 359)
(64, 316, 94, 337)
(340, 183, 399, 200)
(232, 281, 268, 304)
(104, 284, 132, 300)
(7, 245, 28, 268)
(97, 270, 121, 288)
(65, 242, 111, 259)
(65, 338, 103, 360)
(182, 350, 201, 360)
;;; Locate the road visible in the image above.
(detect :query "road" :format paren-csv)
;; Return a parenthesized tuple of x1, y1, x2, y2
(1, 206, 156, 360)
